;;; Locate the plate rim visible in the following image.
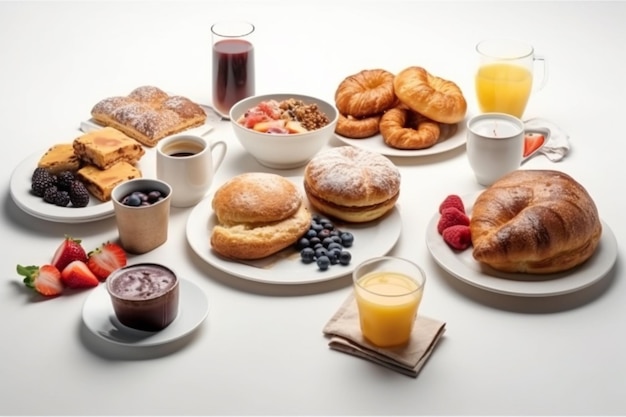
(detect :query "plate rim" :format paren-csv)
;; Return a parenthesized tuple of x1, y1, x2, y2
(425, 193, 618, 297)
(81, 278, 209, 347)
(185, 176, 403, 285)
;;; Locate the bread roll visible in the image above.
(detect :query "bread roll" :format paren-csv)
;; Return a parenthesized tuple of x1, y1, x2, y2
(303, 146, 400, 223)
(470, 170, 602, 274)
(210, 173, 311, 260)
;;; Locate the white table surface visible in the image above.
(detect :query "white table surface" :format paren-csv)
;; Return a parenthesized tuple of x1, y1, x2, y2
(1, 1, 624, 415)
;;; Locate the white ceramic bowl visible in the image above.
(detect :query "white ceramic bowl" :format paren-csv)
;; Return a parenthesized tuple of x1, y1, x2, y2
(229, 93, 338, 169)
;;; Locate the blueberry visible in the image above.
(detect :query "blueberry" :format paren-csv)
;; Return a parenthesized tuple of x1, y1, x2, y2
(340, 232, 354, 247)
(300, 247, 315, 264)
(296, 237, 310, 251)
(322, 237, 334, 248)
(327, 242, 343, 251)
(339, 251, 352, 265)
(316, 255, 330, 271)
(125, 193, 142, 206)
(315, 247, 328, 259)
(317, 228, 331, 240)
(147, 190, 163, 203)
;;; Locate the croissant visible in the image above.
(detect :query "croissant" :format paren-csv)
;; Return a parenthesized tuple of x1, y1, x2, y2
(470, 170, 602, 274)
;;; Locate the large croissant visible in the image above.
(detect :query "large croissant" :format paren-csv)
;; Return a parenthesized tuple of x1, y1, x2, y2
(470, 170, 602, 274)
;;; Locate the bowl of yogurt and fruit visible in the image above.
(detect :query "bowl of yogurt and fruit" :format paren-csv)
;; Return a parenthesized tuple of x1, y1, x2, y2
(230, 93, 338, 169)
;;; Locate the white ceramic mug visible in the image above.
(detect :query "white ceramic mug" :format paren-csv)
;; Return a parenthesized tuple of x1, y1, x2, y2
(466, 113, 525, 186)
(156, 134, 227, 207)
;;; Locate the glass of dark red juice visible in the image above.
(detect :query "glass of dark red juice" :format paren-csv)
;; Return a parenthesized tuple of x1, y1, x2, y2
(211, 21, 255, 118)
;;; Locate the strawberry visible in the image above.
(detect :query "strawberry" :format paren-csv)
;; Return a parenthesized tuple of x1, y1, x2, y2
(523, 132, 545, 158)
(439, 194, 465, 214)
(61, 260, 99, 289)
(51, 235, 88, 271)
(17, 264, 63, 296)
(87, 242, 127, 280)
(437, 207, 470, 234)
(442, 225, 472, 251)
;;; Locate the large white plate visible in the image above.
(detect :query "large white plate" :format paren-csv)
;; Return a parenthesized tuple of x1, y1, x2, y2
(334, 114, 469, 157)
(82, 279, 209, 347)
(9, 147, 156, 223)
(425, 194, 618, 297)
(186, 177, 403, 285)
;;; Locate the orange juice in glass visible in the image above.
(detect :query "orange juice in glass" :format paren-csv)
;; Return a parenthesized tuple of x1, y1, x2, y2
(475, 39, 546, 118)
(353, 257, 426, 348)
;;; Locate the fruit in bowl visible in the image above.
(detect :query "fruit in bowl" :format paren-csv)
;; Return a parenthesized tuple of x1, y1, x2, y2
(230, 94, 339, 169)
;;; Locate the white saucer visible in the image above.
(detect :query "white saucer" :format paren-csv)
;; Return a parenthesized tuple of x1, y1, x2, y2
(425, 194, 618, 297)
(82, 279, 209, 347)
(334, 113, 469, 158)
(9, 147, 156, 223)
(186, 177, 403, 285)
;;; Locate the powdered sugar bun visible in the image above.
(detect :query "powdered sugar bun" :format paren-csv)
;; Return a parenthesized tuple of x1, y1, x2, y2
(210, 172, 312, 260)
(212, 172, 302, 225)
(303, 146, 400, 223)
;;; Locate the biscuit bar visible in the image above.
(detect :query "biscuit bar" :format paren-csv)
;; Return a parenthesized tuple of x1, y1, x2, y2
(76, 161, 142, 202)
(73, 127, 145, 170)
(90, 86, 207, 147)
(37, 143, 81, 174)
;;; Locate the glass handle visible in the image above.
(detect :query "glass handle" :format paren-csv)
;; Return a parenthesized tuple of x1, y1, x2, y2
(534, 55, 548, 91)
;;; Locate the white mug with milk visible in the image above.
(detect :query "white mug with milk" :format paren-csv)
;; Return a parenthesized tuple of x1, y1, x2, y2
(466, 113, 525, 186)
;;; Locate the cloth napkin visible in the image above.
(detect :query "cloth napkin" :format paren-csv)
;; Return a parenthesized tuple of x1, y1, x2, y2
(323, 294, 446, 378)
(524, 117, 571, 162)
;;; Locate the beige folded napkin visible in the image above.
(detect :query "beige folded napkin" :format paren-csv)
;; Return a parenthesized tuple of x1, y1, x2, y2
(524, 117, 571, 162)
(323, 294, 446, 378)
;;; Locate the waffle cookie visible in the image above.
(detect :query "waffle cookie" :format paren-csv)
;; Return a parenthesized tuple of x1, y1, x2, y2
(90, 86, 207, 147)
(76, 161, 142, 202)
(73, 127, 145, 170)
(37, 143, 81, 174)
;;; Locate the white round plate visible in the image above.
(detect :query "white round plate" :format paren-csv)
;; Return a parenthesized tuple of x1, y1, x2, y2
(334, 114, 469, 157)
(9, 147, 155, 223)
(425, 194, 618, 297)
(186, 177, 402, 285)
(82, 279, 209, 347)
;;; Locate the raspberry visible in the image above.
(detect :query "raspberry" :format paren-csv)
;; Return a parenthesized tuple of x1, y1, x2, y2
(437, 207, 470, 234)
(439, 194, 465, 214)
(442, 225, 472, 251)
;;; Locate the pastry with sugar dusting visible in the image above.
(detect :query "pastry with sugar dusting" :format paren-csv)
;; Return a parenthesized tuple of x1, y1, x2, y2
(210, 172, 312, 260)
(303, 146, 400, 223)
(91, 85, 207, 147)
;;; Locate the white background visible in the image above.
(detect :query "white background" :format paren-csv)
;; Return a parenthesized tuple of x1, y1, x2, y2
(1, 1, 624, 415)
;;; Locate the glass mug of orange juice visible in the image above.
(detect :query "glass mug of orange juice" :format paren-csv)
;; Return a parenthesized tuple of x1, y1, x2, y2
(353, 257, 426, 348)
(475, 39, 547, 118)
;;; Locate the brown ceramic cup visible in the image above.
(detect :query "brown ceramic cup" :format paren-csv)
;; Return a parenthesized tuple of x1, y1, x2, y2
(111, 178, 172, 254)
(106, 263, 179, 331)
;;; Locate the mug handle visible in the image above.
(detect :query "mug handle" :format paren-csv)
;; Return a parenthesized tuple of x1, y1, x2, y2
(533, 55, 548, 91)
(210, 140, 228, 173)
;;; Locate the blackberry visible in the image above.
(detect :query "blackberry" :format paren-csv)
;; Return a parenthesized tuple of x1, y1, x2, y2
(69, 180, 90, 207)
(54, 190, 71, 207)
(31, 172, 57, 197)
(43, 186, 60, 204)
(31, 167, 50, 182)
(57, 171, 75, 191)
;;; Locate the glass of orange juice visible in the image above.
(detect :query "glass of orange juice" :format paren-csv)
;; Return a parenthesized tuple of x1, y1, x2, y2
(475, 39, 547, 118)
(353, 257, 426, 348)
